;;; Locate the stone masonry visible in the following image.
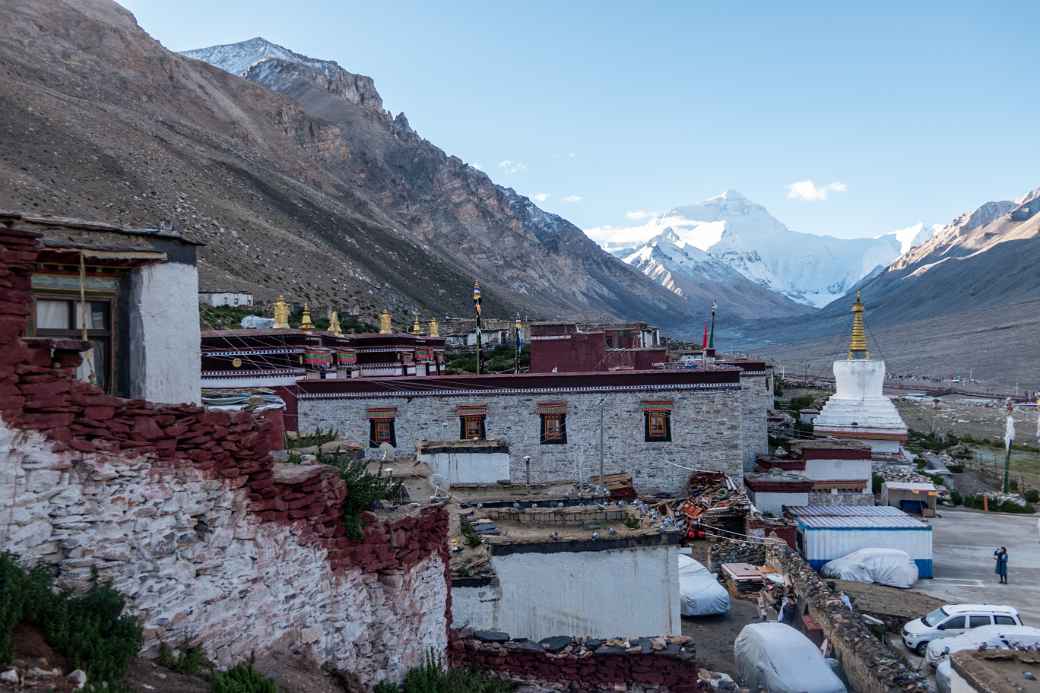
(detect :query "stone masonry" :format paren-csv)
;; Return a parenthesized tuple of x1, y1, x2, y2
(0, 226, 450, 687)
(300, 388, 744, 496)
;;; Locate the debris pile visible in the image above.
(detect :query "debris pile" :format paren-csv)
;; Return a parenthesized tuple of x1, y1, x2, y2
(681, 472, 749, 536)
(588, 472, 637, 501)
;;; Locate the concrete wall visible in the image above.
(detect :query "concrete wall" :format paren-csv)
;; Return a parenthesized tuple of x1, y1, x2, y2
(299, 387, 744, 495)
(751, 490, 809, 516)
(804, 458, 872, 484)
(129, 262, 201, 405)
(418, 450, 511, 487)
(451, 544, 681, 641)
(808, 491, 876, 506)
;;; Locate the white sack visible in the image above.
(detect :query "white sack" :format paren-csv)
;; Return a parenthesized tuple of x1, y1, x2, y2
(821, 548, 918, 588)
(734, 622, 847, 693)
(678, 554, 730, 616)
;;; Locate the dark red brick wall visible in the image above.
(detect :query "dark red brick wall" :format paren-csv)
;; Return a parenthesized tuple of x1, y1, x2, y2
(0, 227, 448, 579)
(449, 633, 699, 693)
(529, 333, 605, 373)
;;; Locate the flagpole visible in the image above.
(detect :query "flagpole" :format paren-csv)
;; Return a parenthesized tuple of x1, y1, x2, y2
(1003, 398, 1014, 493)
(514, 313, 521, 374)
(473, 281, 482, 375)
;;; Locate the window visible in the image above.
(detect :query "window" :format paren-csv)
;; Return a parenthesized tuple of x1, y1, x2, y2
(644, 410, 671, 442)
(459, 414, 486, 440)
(31, 296, 114, 393)
(540, 413, 567, 444)
(369, 418, 396, 448)
(969, 615, 992, 628)
(995, 615, 1017, 626)
(938, 616, 966, 630)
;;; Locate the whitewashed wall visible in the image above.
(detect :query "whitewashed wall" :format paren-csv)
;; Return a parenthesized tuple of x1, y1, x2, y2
(452, 544, 681, 640)
(129, 262, 201, 404)
(751, 490, 809, 516)
(417, 451, 511, 487)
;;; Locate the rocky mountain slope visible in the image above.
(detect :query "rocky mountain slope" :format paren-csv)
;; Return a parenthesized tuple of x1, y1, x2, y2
(737, 189, 1040, 388)
(590, 190, 919, 309)
(0, 4, 687, 325)
(621, 228, 811, 319)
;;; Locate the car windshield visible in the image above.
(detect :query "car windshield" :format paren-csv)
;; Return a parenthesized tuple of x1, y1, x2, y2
(923, 608, 949, 627)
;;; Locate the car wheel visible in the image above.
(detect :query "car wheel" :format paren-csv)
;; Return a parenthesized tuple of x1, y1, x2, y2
(915, 642, 928, 656)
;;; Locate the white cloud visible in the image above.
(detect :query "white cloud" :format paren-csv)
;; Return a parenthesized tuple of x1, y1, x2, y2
(625, 209, 654, 221)
(786, 179, 848, 201)
(561, 194, 583, 203)
(472, 162, 483, 171)
(532, 192, 550, 202)
(567, 152, 576, 159)
(498, 159, 527, 174)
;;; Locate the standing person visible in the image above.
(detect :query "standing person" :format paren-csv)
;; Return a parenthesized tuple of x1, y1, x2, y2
(994, 546, 1009, 584)
(757, 587, 770, 622)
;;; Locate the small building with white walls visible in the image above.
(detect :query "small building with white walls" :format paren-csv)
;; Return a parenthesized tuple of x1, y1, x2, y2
(199, 290, 254, 307)
(812, 290, 908, 456)
(744, 470, 813, 517)
(8, 211, 202, 405)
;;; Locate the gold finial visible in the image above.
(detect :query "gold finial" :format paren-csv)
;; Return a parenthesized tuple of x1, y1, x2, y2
(273, 295, 290, 329)
(428, 318, 440, 337)
(411, 313, 422, 336)
(379, 309, 392, 334)
(299, 303, 315, 330)
(848, 289, 868, 359)
(328, 310, 343, 336)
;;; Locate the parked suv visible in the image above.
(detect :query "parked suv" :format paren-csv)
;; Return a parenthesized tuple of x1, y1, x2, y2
(902, 604, 1023, 654)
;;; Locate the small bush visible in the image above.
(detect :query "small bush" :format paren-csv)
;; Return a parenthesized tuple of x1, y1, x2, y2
(623, 515, 642, 530)
(871, 474, 883, 495)
(1024, 489, 1040, 504)
(325, 458, 404, 540)
(950, 490, 963, 506)
(211, 661, 279, 693)
(401, 652, 513, 693)
(159, 641, 212, 675)
(460, 522, 483, 548)
(374, 682, 399, 693)
(286, 428, 338, 450)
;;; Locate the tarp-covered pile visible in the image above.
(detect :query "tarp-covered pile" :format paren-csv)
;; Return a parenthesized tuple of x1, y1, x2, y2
(678, 554, 730, 616)
(734, 622, 847, 693)
(821, 548, 919, 588)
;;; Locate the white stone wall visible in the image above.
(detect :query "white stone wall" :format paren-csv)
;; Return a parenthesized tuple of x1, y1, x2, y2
(804, 458, 872, 486)
(300, 387, 744, 495)
(451, 544, 681, 641)
(417, 451, 511, 487)
(129, 262, 201, 405)
(0, 419, 448, 685)
(738, 372, 771, 471)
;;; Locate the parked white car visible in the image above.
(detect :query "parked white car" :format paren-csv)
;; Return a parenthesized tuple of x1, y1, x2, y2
(677, 554, 730, 616)
(925, 624, 1040, 668)
(902, 604, 1023, 655)
(734, 622, 847, 693)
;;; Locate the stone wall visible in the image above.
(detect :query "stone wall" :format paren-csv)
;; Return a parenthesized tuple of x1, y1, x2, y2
(0, 227, 450, 686)
(706, 538, 766, 571)
(737, 371, 771, 471)
(766, 543, 928, 693)
(808, 491, 876, 506)
(449, 630, 699, 693)
(299, 387, 744, 495)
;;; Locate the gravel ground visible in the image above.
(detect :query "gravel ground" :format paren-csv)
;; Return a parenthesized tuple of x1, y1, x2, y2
(681, 598, 760, 679)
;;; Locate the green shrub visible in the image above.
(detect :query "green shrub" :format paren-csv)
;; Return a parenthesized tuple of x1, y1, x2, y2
(998, 500, 1036, 514)
(374, 682, 400, 693)
(1024, 489, 1040, 504)
(950, 490, 963, 506)
(286, 428, 338, 450)
(0, 554, 142, 687)
(460, 522, 483, 548)
(325, 458, 404, 540)
(623, 515, 642, 530)
(401, 652, 513, 693)
(871, 474, 883, 495)
(211, 661, 279, 693)
(159, 641, 212, 676)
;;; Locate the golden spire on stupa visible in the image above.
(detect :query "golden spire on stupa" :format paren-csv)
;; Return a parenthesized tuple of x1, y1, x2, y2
(299, 303, 315, 331)
(411, 313, 422, 336)
(328, 310, 343, 336)
(848, 289, 869, 360)
(379, 309, 392, 335)
(428, 318, 440, 337)
(272, 295, 290, 329)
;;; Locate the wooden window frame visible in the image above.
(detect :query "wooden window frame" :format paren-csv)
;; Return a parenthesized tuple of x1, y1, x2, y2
(644, 410, 672, 442)
(30, 291, 117, 394)
(540, 413, 567, 445)
(459, 414, 486, 441)
(369, 418, 397, 448)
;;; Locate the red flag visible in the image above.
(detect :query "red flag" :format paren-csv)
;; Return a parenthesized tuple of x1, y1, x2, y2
(702, 322, 709, 350)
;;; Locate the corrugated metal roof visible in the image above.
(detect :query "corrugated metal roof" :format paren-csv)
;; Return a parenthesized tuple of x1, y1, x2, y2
(787, 505, 905, 517)
(797, 515, 931, 530)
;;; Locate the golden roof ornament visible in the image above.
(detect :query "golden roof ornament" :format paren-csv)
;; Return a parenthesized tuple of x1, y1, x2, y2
(272, 295, 290, 329)
(328, 310, 343, 336)
(411, 313, 422, 336)
(428, 318, 439, 337)
(299, 303, 315, 331)
(848, 289, 869, 360)
(379, 309, 392, 335)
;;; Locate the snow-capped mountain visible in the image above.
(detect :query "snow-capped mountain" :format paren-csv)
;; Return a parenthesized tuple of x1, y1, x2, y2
(587, 191, 904, 309)
(888, 222, 940, 255)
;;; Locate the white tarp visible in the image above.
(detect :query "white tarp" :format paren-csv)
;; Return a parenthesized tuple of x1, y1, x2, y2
(678, 555, 730, 616)
(734, 622, 847, 693)
(925, 625, 1040, 668)
(821, 548, 919, 588)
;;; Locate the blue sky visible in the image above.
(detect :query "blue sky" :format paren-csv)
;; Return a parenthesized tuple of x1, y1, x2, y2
(122, 1, 1039, 239)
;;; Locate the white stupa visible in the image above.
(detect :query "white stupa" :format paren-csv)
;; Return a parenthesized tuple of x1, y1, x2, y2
(813, 290, 908, 456)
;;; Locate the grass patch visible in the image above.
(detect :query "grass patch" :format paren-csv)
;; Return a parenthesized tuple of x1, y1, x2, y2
(460, 521, 483, 548)
(324, 457, 404, 540)
(0, 553, 142, 689)
(286, 428, 338, 450)
(376, 653, 514, 693)
(199, 305, 257, 330)
(158, 641, 213, 676)
(211, 660, 279, 693)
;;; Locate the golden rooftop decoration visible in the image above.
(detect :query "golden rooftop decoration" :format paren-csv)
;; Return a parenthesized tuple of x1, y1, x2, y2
(848, 289, 869, 360)
(411, 313, 422, 336)
(428, 318, 439, 337)
(379, 309, 392, 335)
(272, 295, 290, 329)
(299, 303, 315, 331)
(328, 310, 343, 336)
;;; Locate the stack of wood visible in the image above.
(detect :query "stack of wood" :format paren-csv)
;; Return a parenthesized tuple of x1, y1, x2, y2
(720, 562, 765, 594)
(589, 472, 636, 500)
